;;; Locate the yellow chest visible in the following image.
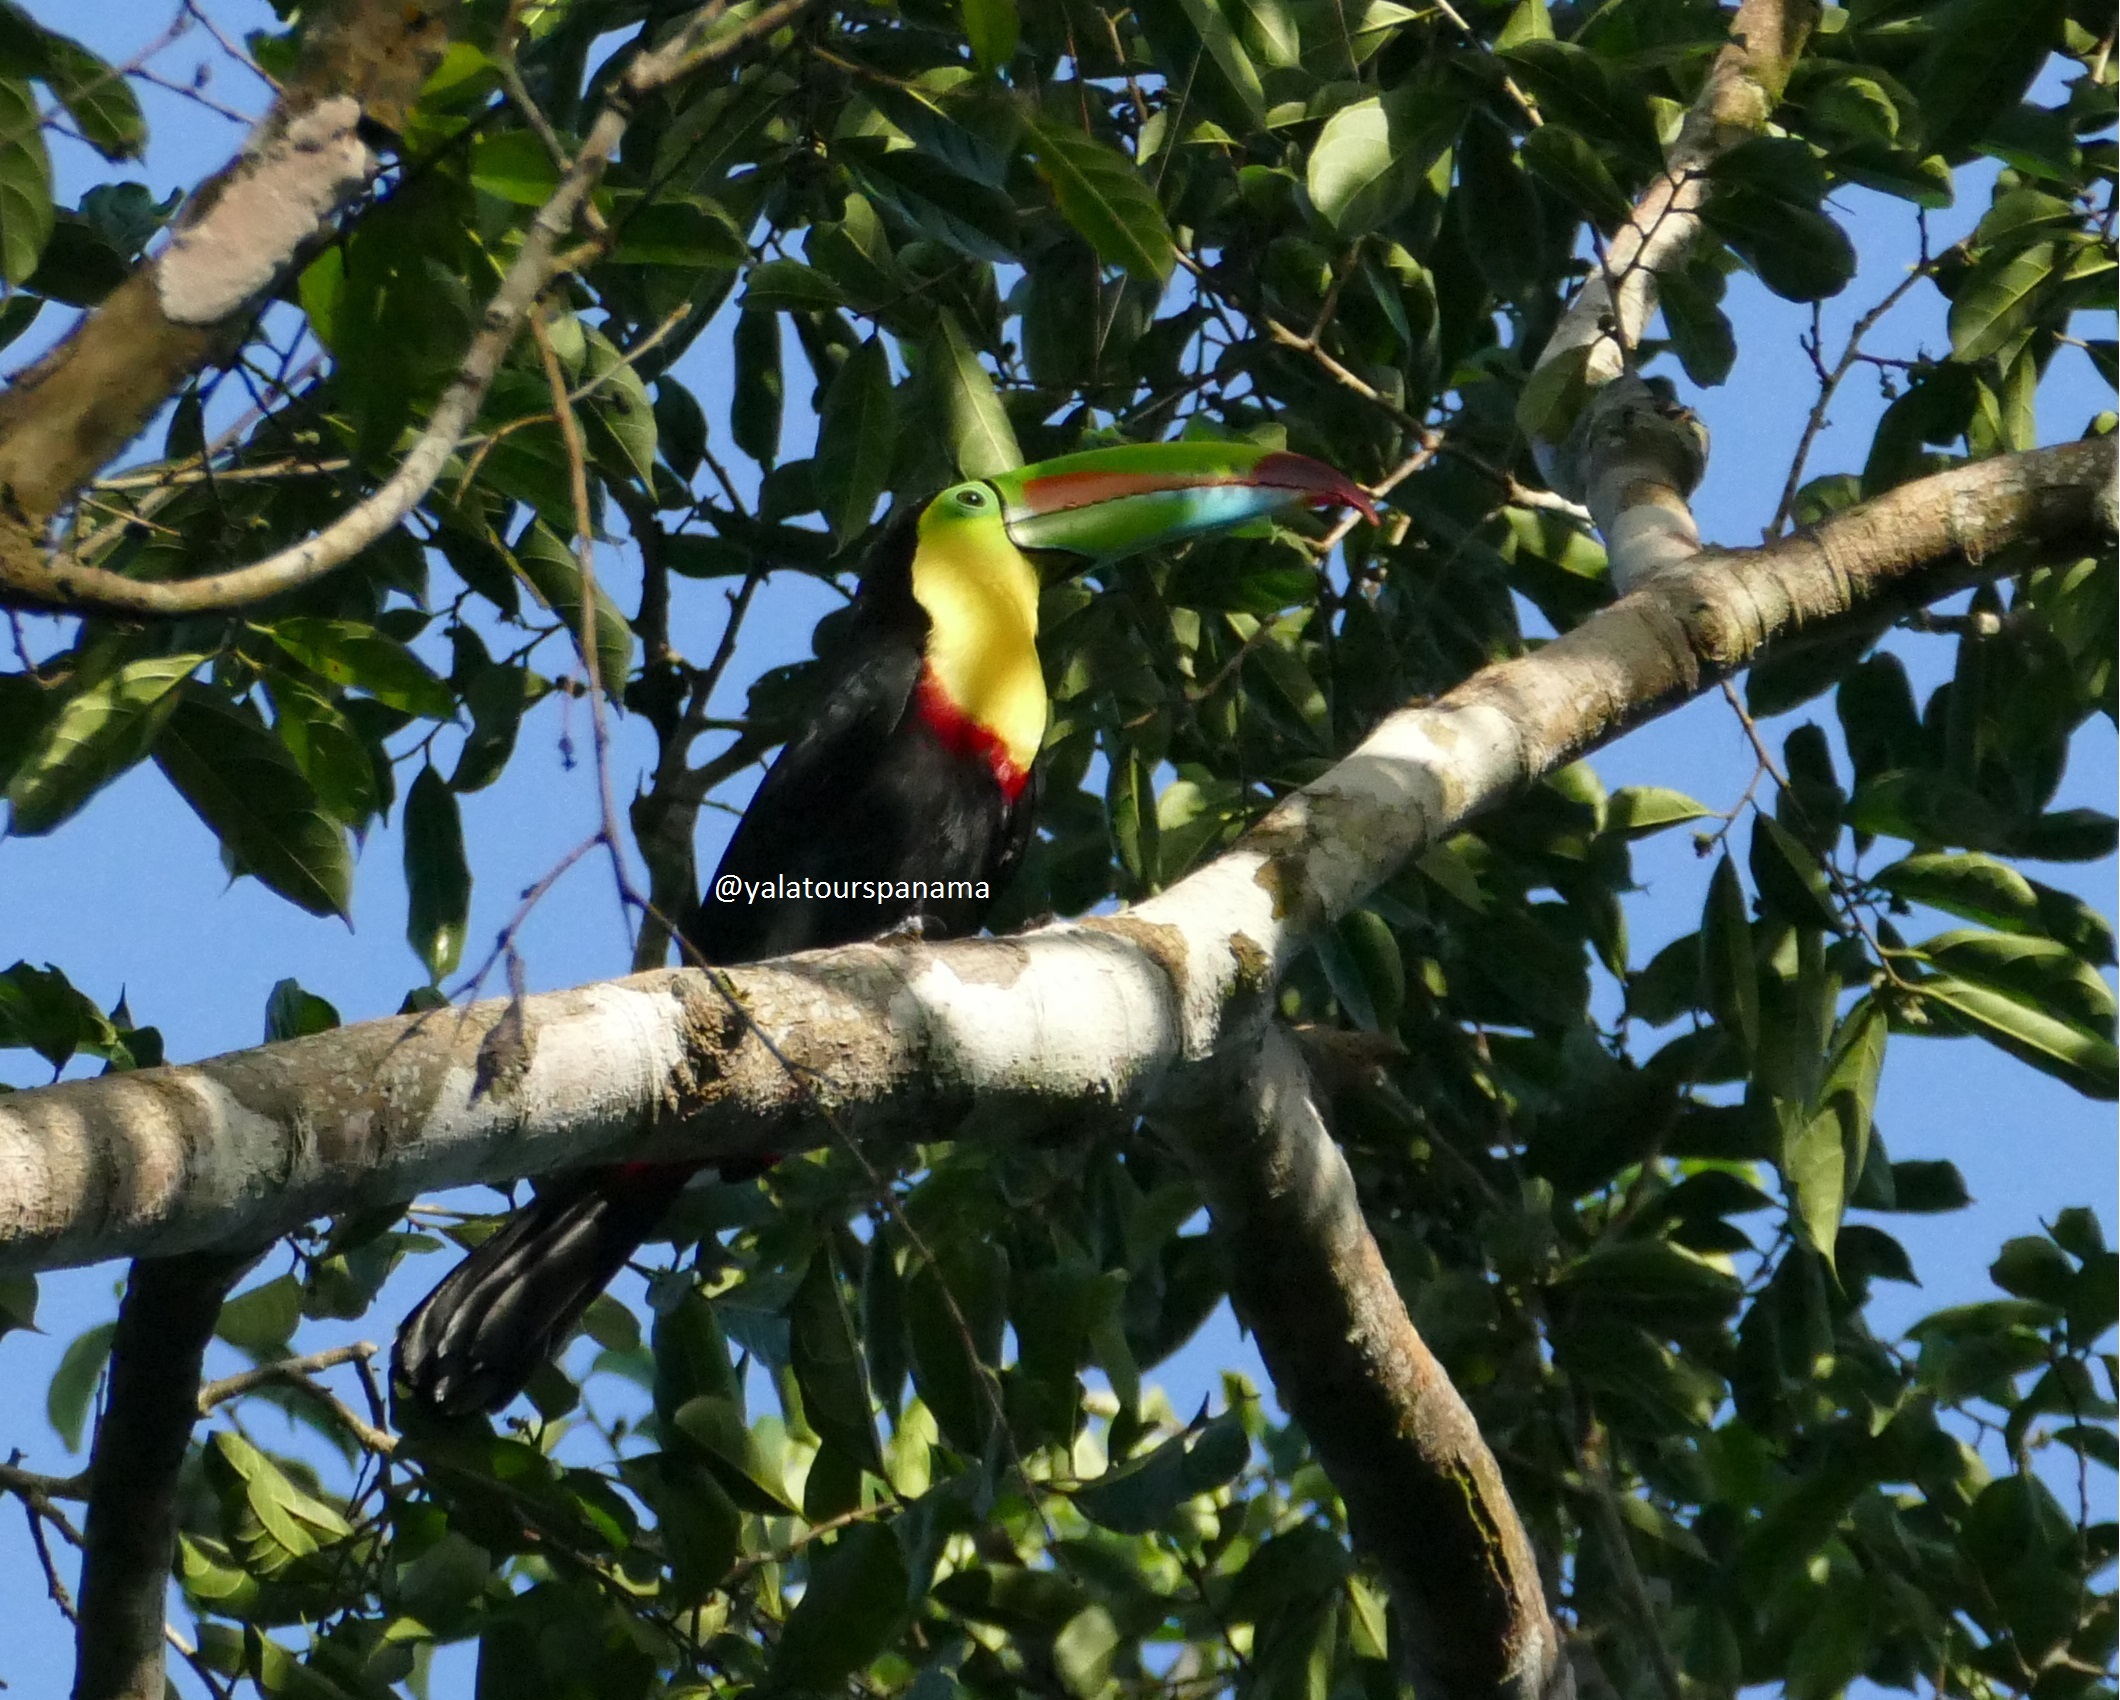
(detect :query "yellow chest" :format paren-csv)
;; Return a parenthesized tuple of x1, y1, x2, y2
(909, 528, 1046, 774)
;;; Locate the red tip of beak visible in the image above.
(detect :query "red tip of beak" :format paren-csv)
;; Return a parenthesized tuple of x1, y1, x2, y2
(1256, 451, 1380, 526)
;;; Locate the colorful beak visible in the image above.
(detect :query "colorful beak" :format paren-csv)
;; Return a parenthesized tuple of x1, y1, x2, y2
(990, 442, 1377, 562)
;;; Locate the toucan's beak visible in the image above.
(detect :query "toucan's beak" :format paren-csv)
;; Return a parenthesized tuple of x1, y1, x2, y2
(990, 442, 1377, 562)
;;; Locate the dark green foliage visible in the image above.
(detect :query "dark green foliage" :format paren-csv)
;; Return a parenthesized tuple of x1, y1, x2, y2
(0, 0, 2111, 1696)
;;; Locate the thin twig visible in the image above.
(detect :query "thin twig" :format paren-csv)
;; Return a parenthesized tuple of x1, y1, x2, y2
(532, 311, 647, 931)
(195, 1341, 395, 1452)
(25, 1493, 78, 1622)
(1766, 245, 1941, 538)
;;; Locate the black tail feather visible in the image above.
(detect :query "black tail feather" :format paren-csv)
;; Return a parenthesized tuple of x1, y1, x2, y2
(393, 1165, 690, 1416)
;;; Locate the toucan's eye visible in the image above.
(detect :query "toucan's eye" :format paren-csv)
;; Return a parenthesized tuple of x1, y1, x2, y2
(958, 487, 987, 509)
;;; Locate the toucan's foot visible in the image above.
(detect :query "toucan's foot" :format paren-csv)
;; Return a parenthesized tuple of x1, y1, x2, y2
(874, 912, 942, 946)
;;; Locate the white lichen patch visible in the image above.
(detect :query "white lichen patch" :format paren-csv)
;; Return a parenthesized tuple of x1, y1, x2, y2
(156, 96, 373, 326)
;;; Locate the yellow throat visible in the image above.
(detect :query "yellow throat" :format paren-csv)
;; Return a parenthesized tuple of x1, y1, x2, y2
(910, 484, 1047, 777)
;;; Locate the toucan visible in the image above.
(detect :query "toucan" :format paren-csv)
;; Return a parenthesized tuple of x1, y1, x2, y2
(394, 440, 1374, 1415)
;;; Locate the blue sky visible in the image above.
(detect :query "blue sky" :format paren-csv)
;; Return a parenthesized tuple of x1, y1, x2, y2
(0, 3, 2112, 1694)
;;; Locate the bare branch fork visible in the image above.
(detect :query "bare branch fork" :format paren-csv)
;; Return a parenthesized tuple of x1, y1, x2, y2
(1529, 0, 1820, 591)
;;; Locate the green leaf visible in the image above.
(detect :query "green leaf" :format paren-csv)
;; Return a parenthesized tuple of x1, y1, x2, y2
(905, 1243, 1005, 1453)
(216, 1273, 303, 1355)
(1908, 0, 2068, 154)
(0, 961, 124, 1070)
(47, 1319, 114, 1450)
(1025, 117, 1173, 283)
(653, 379, 707, 482)
(581, 327, 658, 485)
(1502, 41, 1661, 165)
(790, 1248, 885, 1478)
(23, 214, 122, 307)
(1873, 851, 2039, 931)
(961, 0, 1018, 72)
(1340, 908, 1405, 1030)
(741, 257, 845, 314)
(32, 25, 144, 161)
(1055, 1604, 1122, 1699)
(1782, 1105, 1847, 1262)
(1606, 786, 1716, 836)
(1073, 1412, 1250, 1533)
(2011, 807, 2119, 862)
(1820, 994, 1887, 1165)
(606, 198, 747, 268)
(0, 1272, 36, 1341)
(6, 653, 204, 834)
(1916, 976, 2118, 1099)
(450, 662, 541, 794)
(1132, 0, 1267, 133)
(653, 1287, 742, 1425)
(926, 310, 1022, 479)
(1918, 929, 2114, 1036)
(1749, 813, 1841, 931)
(264, 675, 380, 827)
(1519, 123, 1632, 225)
(1701, 854, 1759, 1057)
(1811, 73, 1901, 145)
(1517, 338, 1594, 442)
(1975, 187, 2075, 248)
(469, 130, 560, 206)
(1551, 1239, 1744, 1323)
(1303, 83, 1460, 240)
(1948, 239, 2059, 364)
(513, 519, 636, 694)
(1108, 745, 1161, 887)
(1457, 113, 1543, 298)
(1495, 0, 1553, 46)
(814, 334, 896, 544)
(1658, 267, 1737, 387)
(630, 1454, 739, 1603)
(0, 77, 53, 283)
(153, 687, 354, 919)
(264, 976, 340, 1041)
(770, 1522, 908, 1689)
(404, 766, 471, 983)
(730, 308, 783, 467)
(259, 618, 455, 720)
(1828, 142, 1954, 208)
(1706, 189, 1856, 302)
(668, 1394, 796, 1514)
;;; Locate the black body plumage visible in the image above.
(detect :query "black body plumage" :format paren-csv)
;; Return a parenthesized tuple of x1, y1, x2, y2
(393, 512, 1036, 1416)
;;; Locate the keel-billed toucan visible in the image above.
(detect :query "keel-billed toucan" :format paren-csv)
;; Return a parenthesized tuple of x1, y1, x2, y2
(395, 441, 1374, 1415)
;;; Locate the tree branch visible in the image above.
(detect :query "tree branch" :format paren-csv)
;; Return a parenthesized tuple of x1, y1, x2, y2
(72, 1249, 256, 1700)
(0, 437, 2103, 1273)
(1533, 0, 1817, 409)
(0, 0, 460, 544)
(1527, 0, 1817, 570)
(0, 0, 816, 618)
(1163, 1027, 1570, 1700)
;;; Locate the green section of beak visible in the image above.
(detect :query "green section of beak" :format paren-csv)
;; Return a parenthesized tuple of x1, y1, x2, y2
(990, 442, 1376, 561)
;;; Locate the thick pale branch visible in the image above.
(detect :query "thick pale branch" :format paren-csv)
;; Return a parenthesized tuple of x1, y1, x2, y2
(1557, 376, 1711, 591)
(0, 438, 2104, 1273)
(1164, 1028, 1569, 1700)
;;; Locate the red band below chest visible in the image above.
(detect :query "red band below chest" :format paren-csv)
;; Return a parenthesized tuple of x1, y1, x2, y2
(912, 668, 1032, 803)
